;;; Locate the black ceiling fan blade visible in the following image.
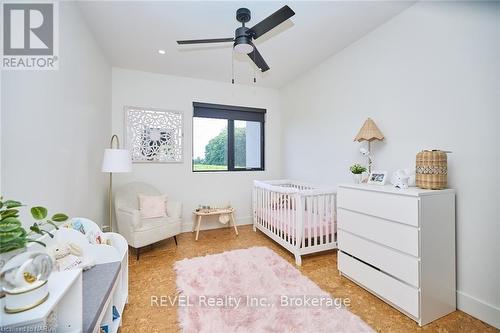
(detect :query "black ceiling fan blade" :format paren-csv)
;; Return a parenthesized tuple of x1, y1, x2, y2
(177, 38, 234, 45)
(248, 45, 270, 72)
(248, 5, 295, 39)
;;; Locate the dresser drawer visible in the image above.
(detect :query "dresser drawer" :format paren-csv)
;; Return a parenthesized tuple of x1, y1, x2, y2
(337, 209, 419, 256)
(338, 187, 419, 227)
(338, 251, 419, 318)
(338, 230, 420, 287)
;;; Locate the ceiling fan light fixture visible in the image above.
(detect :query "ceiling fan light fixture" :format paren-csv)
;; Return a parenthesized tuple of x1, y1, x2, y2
(234, 43, 253, 54)
(233, 36, 253, 54)
(177, 6, 295, 73)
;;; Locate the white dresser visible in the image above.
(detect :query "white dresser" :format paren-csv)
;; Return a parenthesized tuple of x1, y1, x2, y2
(337, 184, 456, 326)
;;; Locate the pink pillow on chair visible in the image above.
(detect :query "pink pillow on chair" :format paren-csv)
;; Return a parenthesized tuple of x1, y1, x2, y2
(138, 194, 167, 219)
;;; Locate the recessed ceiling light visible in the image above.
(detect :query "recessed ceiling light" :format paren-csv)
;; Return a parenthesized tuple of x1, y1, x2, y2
(158, 49, 166, 55)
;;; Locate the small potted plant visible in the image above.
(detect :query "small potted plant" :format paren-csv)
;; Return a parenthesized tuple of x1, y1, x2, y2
(350, 163, 367, 184)
(0, 197, 68, 270)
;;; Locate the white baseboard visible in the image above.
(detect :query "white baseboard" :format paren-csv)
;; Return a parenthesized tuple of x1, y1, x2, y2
(181, 215, 253, 233)
(457, 290, 500, 329)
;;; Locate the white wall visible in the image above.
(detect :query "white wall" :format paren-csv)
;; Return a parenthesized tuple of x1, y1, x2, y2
(280, 1, 499, 328)
(1, 2, 111, 226)
(111, 68, 281, 231)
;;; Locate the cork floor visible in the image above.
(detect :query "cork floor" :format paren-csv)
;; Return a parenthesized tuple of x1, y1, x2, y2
(120, 225, 497, 333)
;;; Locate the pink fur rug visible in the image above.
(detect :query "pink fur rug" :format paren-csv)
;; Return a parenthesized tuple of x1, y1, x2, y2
(174, 247, 373, 332)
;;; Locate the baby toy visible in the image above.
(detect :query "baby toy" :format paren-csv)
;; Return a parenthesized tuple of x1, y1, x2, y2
(391, 169, 415, 189)
(48, 241, 94, 271)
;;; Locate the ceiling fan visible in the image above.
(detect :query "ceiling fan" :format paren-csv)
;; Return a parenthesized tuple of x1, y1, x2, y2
(177, 6, 295, 73)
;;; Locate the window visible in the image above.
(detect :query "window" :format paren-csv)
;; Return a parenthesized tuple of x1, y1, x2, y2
(192, 102, 265, 172)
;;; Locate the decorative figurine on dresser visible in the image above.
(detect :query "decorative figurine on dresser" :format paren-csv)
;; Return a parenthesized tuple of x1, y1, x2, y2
(336, 182, 456, 326)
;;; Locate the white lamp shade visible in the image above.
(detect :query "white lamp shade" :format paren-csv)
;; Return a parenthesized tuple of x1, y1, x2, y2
(101, 148, 132, 173)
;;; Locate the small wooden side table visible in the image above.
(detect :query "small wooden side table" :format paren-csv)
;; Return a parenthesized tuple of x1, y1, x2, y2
(192, 208, 239, 241)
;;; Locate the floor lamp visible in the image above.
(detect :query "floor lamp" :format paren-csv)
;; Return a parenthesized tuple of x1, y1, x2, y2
(101, 135, 132, 232)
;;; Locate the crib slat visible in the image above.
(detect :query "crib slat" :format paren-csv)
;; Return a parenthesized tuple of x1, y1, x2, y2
(283, 194, 289, 243)
(330, 194, 335, 243)
(260, 187, 263, 227)
(277, 192, 280, 238)
(326, 195, 330, 244)
(328, 195, 332, 243)
(259, 188, 262, 226)
(274, 191, 277, 234)
(293, 196, 297, 246)
(306, 196, 311, 247)
(260, 188, 263, 226)
(263, 188, 266, 228)
(305, 196, 309, 248)
(298, 196, 301, 248)
(289, 195, 292, 245)
(308, 196, 312, 247)
(268, 190, 272, 232)
(269, 190, 272, 231)
(317, 195, 322, 246)
(279, 193, 283, 240)
(274, 191, 278, 235)
(292, 195, 295, 246)
(286, 195, 290, 244)
(324, 195, 328, 245)
(272, 191, 276, 234)
(265, 189, 268, 230)
(314, 196, 318, 246)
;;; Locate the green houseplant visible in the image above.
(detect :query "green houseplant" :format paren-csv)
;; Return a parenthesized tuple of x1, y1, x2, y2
(350, 163, 367, 184)
(0, 197, 68, 261)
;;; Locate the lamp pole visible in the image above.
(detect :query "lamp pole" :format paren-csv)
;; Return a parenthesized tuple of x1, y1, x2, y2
(105, 135, 120, 232)
(368, 141, 372, 173)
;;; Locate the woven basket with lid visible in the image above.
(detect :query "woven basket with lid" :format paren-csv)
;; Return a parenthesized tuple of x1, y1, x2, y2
(416, 150, 448, 190)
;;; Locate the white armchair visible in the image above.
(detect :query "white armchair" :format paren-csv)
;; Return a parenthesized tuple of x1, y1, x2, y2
(114, 182, 182, 259)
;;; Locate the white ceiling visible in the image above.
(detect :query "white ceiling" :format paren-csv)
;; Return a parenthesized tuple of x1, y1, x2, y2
(78, 1, 414, 88)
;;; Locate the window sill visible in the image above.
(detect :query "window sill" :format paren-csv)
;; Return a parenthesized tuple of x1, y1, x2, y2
(192, 169, 265, 173)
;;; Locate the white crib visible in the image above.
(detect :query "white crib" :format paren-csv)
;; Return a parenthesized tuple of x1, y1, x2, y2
(252, 179, 337, 265)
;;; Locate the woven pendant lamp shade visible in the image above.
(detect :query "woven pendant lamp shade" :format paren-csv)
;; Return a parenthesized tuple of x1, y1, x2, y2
(354, 118, 384, 142)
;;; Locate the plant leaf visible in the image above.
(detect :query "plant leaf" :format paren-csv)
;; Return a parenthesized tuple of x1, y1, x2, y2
(31, 206, 48, 220)
(0, 217, 22, 232)
(51, 213, 68, 222)
(1, 209, 19, 220)
(0, 239, 27, 253)
(0, 229, 25, 243)
(3, 200, 23, 209)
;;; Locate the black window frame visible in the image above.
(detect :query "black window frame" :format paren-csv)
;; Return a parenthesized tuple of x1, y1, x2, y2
(192, 102, 266, 172)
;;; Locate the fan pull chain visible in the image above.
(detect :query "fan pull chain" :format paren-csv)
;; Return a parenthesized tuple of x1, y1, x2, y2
(231, 52, 235, 84)
(253, 49, 257, 84)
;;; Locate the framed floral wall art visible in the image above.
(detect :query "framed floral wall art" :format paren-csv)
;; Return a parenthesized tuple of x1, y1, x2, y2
(125, 106, 183, 163)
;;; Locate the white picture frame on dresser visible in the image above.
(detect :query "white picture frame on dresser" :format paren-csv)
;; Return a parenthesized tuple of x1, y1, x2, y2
(336, 183, 456, 326)
(367, 170, 388, 185)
